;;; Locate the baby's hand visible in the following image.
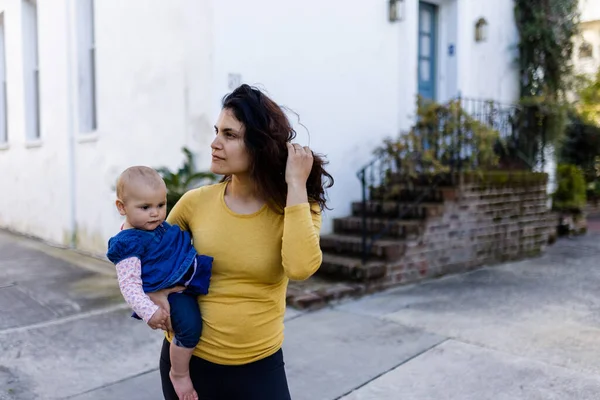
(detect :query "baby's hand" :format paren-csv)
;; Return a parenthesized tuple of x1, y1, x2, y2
(147, 308, 169, 331)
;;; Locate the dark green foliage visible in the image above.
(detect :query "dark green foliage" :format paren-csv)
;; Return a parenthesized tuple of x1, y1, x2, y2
(577, 69, 600, 124)
(514, 0, 579, 99)
(375, 98, 500, 175)
(559, 115, 600, 183)
(156, 148, 219, 214)
(552, 164, 586, 211)
(512, 0, 579, 167)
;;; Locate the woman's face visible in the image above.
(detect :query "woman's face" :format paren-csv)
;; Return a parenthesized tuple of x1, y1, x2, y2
(210, 108, 252, 176)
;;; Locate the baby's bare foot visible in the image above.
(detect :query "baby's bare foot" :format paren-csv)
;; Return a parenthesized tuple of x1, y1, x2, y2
(170, 370, 198, 400)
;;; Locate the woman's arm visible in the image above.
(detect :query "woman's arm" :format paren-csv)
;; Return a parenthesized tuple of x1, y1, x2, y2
(282, 202, 322, 280)
(282, 143, 323, 280)
(286, 181, 309, 207)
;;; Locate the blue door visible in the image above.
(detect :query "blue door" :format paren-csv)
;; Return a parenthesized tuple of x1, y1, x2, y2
(418, 2, 437, 101)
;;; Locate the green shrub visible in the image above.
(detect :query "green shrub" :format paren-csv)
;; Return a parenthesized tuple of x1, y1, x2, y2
(156, 148, 219, 214)
(375, 97, 501, 176)
(558, 114, 600, 182)
(552, 164, 586, 211)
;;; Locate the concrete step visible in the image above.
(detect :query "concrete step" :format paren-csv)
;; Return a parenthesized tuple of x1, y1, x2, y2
(286, 276, 365, 310)
(333, 216, 424, 239)
(320, 234, 405, 261)
(317, 253, 387, 282)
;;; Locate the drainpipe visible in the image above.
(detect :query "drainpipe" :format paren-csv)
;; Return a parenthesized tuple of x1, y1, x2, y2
(65, 0, 77, 248)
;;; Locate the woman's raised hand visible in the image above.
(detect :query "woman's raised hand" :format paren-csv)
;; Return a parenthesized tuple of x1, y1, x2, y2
(285, 143, 313, 187)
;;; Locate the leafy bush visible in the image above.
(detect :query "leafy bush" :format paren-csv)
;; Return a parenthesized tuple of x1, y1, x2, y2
(558, 114, 600, 182)
(552, 164, 586, 211)
(577, 69, 600, 124)
(156, 148, 219, 214)
(375, 97, 500, 176)
(499, 98, 568, 169)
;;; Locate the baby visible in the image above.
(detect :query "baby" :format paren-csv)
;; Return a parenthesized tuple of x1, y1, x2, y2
(106, 166, 212, 400)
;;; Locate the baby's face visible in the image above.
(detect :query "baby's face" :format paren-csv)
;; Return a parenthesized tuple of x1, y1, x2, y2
(122, 184, 167, 231)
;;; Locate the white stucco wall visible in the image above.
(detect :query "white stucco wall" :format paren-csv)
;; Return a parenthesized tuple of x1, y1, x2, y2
(456, 0, 519, 103)
(573, 20, 600, 76)
(73, 0, 214, 253)
(0, 0, 72, 244)
(435, 0, 459, 103)
(572, 1, 600, 85)
(581, 0, 600, 23)
(0, 0, 214, 253)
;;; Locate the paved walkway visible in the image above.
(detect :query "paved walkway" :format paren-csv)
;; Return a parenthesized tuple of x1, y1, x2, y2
(2, 229, 600, 399)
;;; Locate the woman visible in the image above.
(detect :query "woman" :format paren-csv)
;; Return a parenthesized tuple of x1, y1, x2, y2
(149, 84, 333, 399)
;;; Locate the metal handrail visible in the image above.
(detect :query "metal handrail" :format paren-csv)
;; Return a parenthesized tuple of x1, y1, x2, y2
(356, 96, 547, 264)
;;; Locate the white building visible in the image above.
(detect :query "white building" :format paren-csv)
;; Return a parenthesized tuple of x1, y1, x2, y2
(574, 0, 600, 76)
(0, 0, 519, 256)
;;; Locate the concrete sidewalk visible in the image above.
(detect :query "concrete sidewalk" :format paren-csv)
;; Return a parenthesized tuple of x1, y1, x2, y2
(2, 229, 600, 399)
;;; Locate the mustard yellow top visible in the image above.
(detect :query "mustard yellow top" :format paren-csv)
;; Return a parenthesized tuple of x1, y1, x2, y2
(165, 182, 322, 365)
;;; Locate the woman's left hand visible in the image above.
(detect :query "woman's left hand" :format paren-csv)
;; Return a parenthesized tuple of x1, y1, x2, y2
(285, 143, 313, 187)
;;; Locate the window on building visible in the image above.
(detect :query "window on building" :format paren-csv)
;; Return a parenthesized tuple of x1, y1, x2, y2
(580, 42, 593, 59)
(76, 0, 97, 132)
(0, 15, 7, 144)
(22, 0, 40, 141)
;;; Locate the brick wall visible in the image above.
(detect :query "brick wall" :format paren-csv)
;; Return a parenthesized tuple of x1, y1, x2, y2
(380, 172, 555, 287)
(585, 200, 600, 217)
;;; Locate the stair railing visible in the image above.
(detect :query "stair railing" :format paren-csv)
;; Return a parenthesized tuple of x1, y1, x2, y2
(357, 96, 545, 265)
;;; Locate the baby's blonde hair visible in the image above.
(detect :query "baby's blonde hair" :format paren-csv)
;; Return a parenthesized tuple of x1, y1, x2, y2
(116, 166, 165, 201)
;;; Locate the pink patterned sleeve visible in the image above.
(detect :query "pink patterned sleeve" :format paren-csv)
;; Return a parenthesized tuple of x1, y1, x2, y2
(115, 257, 159, 323)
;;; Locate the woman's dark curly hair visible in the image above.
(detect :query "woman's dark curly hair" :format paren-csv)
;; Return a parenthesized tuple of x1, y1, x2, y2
(221, 84, 333, 213)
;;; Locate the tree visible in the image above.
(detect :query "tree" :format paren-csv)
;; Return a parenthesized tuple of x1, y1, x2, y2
(559, 115, 600, 181)
(514, 0, 579, 100)
(577, 69, 600, 124)
(511, 0, 580, 169)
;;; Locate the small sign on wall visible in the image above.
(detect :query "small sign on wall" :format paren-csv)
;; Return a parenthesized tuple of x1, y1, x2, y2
(448, 44, 455, 56)
(228, 73, 242, 89)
